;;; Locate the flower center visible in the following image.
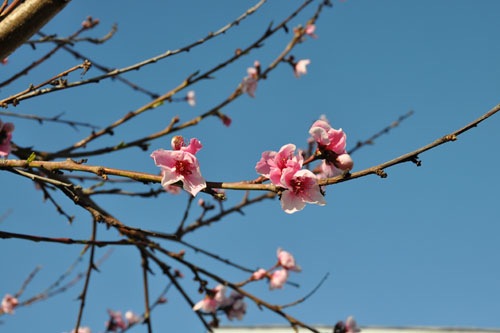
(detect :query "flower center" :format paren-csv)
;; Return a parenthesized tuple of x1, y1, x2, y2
(175, 160, 192, 176)
(290, 177, 305, 194)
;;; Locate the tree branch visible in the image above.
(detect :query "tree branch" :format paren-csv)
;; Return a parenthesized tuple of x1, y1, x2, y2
(0, 0, 70, 60)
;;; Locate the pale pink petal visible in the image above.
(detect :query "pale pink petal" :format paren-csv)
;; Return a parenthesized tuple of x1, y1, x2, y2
(125, 311, 141, 325)
(336, 153, 353, 171)
(269, 269, 288, 289)
(182, 138, 203, 155)
(281, 190, 307, 214)
(280, 168, 325, 213)
(309, 120, 347, 154)
(242, 76, 258, 97)
(294, 59, 310, 78)
(277, 248, 301, 272)
(305, 24, 318, 38)
(1, 294, 18, 314)
(255, 150, 277, 177)
(250, 268, 268, 280)
(318, 160, 343, 179)
(192, 298, 218, 313)
(151, 149, 206, 196)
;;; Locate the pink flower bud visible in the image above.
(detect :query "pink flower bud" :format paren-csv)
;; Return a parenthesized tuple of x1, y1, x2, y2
(335, 153, 353, 171)
(250, 268, 268, 280)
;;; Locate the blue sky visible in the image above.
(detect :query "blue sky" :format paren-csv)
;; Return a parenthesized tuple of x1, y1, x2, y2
(1, 1, 500, 332)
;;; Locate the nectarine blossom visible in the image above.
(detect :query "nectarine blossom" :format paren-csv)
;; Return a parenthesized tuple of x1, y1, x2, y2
(305, 24, 318, 38)
(255, 144, 303, 186)
(151, 140, 206, 197)
(170, 136, 202, 155)
(309, 119, 346, 154)
(310, 119, 353, 174)
(250, 268, 268, 281)
(277, 248, 301, 272)
(241, 61, 260, 97)
(0, 120, 14, 158)
(1, 294, 18, 314)
(125, 311, 141, 325)
(269, 269, 288, 289)
(294, 59, 310, 78)
(280, 167, 326, 214)
(193, 284, 227, 313)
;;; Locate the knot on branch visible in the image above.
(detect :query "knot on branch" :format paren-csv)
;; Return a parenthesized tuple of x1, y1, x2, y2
(410, 156, 421, 166)
(374, 169, 387, 178)
(444, 134, 457, 142)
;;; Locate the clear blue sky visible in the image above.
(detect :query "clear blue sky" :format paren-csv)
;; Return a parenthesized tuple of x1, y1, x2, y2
(1, 1, 500, 332)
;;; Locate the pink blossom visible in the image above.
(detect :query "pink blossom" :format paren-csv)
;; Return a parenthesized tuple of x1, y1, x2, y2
(277, 248, 301, 272)
(335, 153, 353, 171)
(305, 24, 318, 38)
(106, 310, 127, 332)
(151, 148, 206, 197)
(170, 136, 202, 155)
(192, 284, 227, 313)
(1, 294, 18, 314)
(241, 62, 260, 97)
(318, 160, 343, 179)
(309, 119, 353, 172)
(125, 311, 141, 325)
(222, 291, 246, 321)
(1, 58, 7, 65)
(255, 150, 277, 177)
(269, 269, 288, 289)
(250, 268, 268, 280)
(0, 120, 14, 158)
(186, 90, 196, 106)
(294, 59, 310, 78)
(255, 144, 303, 185)
(309, 119, 346, 154)
(280, 167, 326, 214)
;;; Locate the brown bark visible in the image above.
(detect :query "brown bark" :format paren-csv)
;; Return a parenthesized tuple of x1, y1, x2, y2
(0, 0, 70, 60)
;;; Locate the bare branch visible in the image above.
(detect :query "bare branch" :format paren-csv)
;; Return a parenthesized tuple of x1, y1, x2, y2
(0, 0, 70, 60)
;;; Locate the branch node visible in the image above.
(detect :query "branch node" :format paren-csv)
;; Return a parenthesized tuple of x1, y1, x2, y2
(374, 169, 387, 178)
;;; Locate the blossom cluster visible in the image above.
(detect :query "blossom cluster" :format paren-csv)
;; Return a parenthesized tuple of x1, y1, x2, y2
(256, 118, 352, 213)
(0, 119, 15, 158)
(240, 25, 317, 98)
(192, 285, 247, 321)
(250, 248, 301, 289)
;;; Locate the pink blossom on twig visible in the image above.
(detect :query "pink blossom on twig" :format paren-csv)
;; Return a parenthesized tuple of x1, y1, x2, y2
(277, 248, 301, 272)
(294, 59, 310, 78)
(151, 147, 206, 197)
(1, 294, 18, 314)
(269, 269, 288, 289)
(280, 167, 325, 214)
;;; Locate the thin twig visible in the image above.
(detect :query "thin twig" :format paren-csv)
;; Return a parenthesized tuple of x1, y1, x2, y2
(348, 110, 414, 155)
